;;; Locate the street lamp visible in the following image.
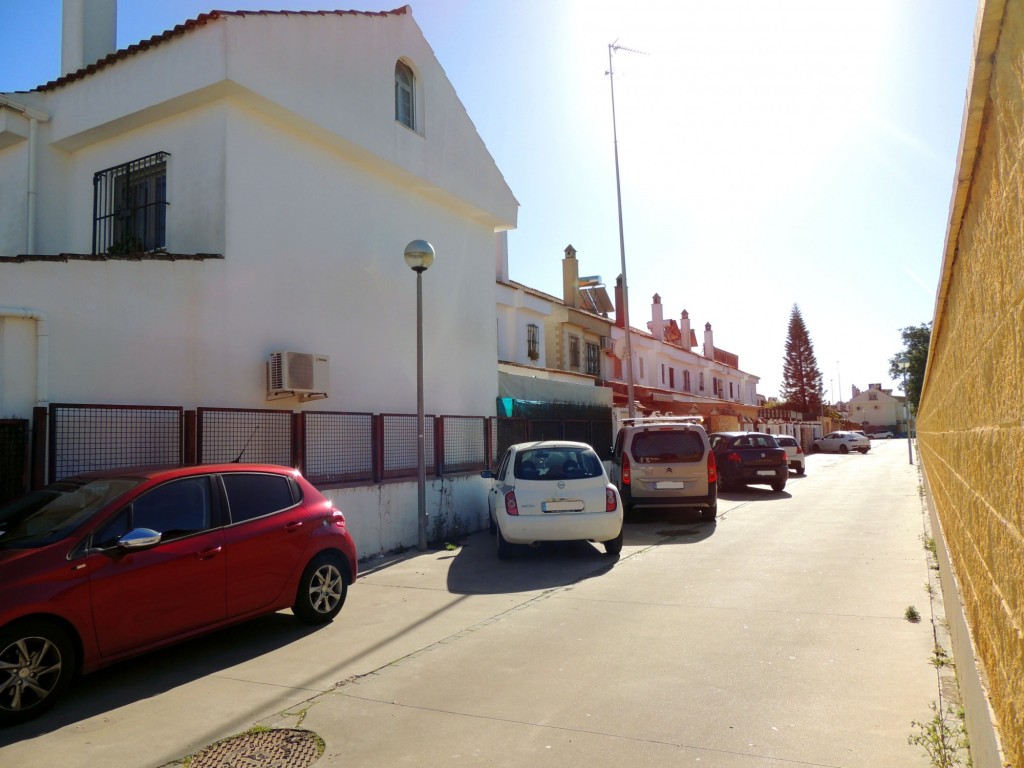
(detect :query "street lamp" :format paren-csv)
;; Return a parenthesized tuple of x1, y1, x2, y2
(404, 239, 434, 550)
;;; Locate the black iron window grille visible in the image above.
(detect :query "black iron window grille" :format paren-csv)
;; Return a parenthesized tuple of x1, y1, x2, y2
(93, 152, 169, 255)
(569, 336, 581, 369)
(527, 323, 540, 360)
(586, 342, 600, 376)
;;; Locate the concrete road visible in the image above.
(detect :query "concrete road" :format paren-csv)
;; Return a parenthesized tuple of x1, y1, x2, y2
(1, 439, 943, 767)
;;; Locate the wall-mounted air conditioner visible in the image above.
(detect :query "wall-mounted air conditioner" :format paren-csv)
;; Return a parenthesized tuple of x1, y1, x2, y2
(601, 336, 613, 350)
(266, 351, 329, 401)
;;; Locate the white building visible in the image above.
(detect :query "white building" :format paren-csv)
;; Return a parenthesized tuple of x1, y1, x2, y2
(849, 383, 906, 431)
(0, 4, 517, 556)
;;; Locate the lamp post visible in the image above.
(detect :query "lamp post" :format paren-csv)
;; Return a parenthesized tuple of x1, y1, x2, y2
(404, 239, 434, 550)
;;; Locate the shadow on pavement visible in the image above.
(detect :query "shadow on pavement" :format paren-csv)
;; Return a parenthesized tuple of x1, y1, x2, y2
(0, 613, 325, 748)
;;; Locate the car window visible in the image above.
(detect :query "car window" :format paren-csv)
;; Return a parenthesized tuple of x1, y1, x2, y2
(94, 476, 212, 548)
(0, 476, 143, 549)
(630, 430, 705, 463)
(514, 447, 604, 480)
(496, 449, 512, 481)
(222, 473, 297, 523)
(751, 435, 776, 448)
(776, 437, 795, 447)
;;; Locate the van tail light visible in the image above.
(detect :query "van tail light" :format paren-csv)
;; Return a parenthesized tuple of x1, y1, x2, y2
(707, 451, 717, 484)
(606, 487, 618, 512)
(621, 454, 631, 486)
(504, 491, 519, 516)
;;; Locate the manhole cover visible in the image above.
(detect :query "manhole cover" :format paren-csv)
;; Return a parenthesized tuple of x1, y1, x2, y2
(191, 729, 323, 768)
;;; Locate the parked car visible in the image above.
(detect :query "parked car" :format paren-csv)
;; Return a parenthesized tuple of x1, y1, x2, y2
(871, 431, 894, 439)
(482, 441, 623, 559)
(0, 464, 358, 726)
(811, 431, 871, 454)
(608, 416, 717, 521)
(773, 435, 806, 475)
(708, 432, 788, 492)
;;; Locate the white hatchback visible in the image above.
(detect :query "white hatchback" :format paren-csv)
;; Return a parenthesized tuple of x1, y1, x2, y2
(482, 441, 623, 559)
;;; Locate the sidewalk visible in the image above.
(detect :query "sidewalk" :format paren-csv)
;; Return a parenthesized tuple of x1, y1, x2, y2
(0, 441, 952, 767)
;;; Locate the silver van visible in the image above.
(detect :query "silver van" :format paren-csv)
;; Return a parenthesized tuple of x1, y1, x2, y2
(609, 417, 717, 520)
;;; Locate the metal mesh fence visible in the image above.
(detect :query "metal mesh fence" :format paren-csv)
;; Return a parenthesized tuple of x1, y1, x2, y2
(440, 416, 487, 474)
(197, 408, 292, 465)
(303, 411, 374, 484)
(50, 404, 182, 481)
(382, 414, 435, 480)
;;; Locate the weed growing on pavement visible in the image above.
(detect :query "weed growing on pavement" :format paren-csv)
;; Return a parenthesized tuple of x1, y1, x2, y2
(925, 581, 936, 595)
(923, 535, 937, 555)
(909, 701, 968, 768)
(905, 605, 922, 623)
(931, 645, 954, 668)
(430, 511, 468, 549)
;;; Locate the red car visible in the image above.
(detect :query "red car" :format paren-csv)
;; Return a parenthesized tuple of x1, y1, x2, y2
(0, 463, 358, 726)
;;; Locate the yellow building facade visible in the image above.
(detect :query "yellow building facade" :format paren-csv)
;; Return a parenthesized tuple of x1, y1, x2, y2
(917, 1, 1023, 765)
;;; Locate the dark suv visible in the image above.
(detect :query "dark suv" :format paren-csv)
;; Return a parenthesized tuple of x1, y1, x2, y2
(609, 417, 717, 520)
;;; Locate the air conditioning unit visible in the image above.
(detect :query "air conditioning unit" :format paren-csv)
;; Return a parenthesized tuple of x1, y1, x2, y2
(267, 352, 329, 401)
(601, 336, 613, 350)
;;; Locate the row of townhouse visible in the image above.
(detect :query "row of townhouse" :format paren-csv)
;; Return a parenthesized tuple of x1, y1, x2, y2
(0, 1, 787, 553)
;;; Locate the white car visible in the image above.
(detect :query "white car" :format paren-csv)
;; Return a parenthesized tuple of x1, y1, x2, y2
(482, 441, 623, 559)
(773, 435, 806, 475)
(811, 431, 871, 454)
(871, 431, 894, 439)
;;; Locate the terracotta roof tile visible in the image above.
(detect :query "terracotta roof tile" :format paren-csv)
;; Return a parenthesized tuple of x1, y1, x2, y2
(31, 6, 410, 93)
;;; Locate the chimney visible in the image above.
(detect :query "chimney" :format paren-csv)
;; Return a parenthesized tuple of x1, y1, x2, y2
(62, 0, 117, 77)
(649, 294, 664, 340)
(495, 231, 509, 282)
(680, 310, 692, 351)
(561, 244, 579, 307)
(703, 322, 715, 360)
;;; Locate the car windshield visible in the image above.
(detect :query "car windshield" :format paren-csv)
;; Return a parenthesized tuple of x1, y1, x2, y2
(514, 447, 604, 480)
(630, 430, 704, 462)
(0, 476, 143, 549)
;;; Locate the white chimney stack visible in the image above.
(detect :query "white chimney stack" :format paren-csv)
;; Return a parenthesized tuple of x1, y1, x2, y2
(62, 0, 117, 77)
(680, 310, 692, 350)
(703, 322, 715, 360)
(650, 294, 664, 340)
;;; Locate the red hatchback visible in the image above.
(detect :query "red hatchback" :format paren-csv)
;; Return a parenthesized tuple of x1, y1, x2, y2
(0, 464, 358, 726)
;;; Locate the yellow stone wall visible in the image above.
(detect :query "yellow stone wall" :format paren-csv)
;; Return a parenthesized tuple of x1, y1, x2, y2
(917, 3, 1024, 763)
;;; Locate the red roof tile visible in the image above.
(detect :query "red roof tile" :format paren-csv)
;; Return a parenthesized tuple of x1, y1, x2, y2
(31, 6, 411, 93)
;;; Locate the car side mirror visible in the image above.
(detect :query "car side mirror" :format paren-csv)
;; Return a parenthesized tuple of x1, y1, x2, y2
(118, 528, 162, 550)
(480, 470, 494, 479)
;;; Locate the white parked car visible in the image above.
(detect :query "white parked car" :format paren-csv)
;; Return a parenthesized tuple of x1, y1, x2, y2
(773, 435, 806, 475)
(871, 431, 894, 439)
(482, 441, 623, 559)
(811, 431, 871, 454)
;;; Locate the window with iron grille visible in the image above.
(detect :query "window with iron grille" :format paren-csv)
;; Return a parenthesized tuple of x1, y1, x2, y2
(683, 370, 691, 392)
(586, 342, 600, 376)
(93, 152, 169, 255)
(569, 336, 581, 368)
(527, 323, 539, 360)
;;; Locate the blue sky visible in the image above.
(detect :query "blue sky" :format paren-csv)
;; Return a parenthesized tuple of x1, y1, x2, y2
(1, 1, 978, 401)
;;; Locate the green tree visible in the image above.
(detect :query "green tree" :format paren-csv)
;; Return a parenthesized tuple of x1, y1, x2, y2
(889, 322, 931, 413)
(780, 304, 824, 414)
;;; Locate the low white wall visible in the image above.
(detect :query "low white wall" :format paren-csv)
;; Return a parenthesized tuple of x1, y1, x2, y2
(324, 473, 489, 562)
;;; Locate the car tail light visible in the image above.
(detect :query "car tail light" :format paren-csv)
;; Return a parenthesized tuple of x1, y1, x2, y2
(606, 487, 618, 512)
(726, 451, 742, 463)
(621, 454, 631, 486)
(707, 451, 717, 483)
(795, 444, 803, 455)
(504, 490, 519, 516)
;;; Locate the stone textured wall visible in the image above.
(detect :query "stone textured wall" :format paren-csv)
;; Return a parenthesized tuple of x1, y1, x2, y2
(917, 2, 1024, 764)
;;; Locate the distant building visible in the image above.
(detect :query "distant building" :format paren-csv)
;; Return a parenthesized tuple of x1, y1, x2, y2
(848, 384, 905, 431)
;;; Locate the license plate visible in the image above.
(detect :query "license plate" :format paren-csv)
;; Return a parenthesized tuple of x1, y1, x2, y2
(756, 470, 776, 476)
(542, 500, 584, 512)
(655, 481, 687, 489)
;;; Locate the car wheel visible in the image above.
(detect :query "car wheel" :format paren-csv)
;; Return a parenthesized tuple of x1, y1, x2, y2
(839, 445, 849, 454)
(293, 552, 348, 625)
(496, 526, 513, 560)
(860, 448, 870, 454)
(771, 481, 786, 493)
(797, 468, 806, 476)
(0, 619, 77, 726)
(603, 529, 623, 555)
(702, 503, 717, 522)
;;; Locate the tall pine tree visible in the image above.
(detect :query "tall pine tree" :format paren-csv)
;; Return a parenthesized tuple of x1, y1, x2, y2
(780, 304, 824, 414)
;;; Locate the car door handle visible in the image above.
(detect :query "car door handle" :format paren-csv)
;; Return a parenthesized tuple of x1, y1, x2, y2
(196, 546, 222, 560)
(285, 521, 304, 531)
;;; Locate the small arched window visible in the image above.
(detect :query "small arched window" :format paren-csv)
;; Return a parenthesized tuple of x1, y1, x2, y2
(395, 61, 415, 129)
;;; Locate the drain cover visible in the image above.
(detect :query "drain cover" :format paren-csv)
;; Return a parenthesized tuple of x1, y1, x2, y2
(191, 729, 322, 768)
